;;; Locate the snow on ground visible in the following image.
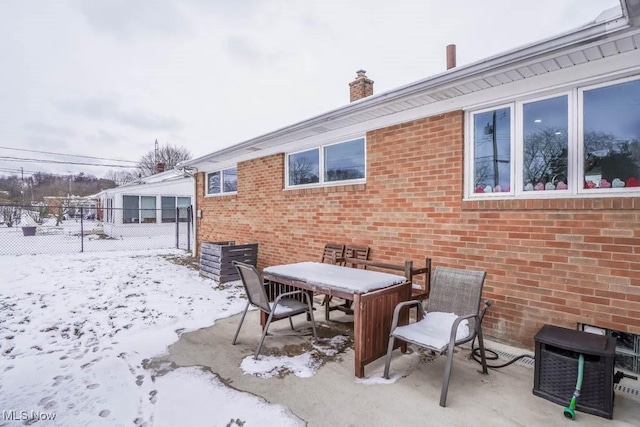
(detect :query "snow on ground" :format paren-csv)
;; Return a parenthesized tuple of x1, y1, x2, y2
(153, 367, 302, 427)
(0, 250, 304, 426)
(240, 336, 350, 379)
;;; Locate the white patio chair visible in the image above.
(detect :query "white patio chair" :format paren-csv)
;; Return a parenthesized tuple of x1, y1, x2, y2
(232, 261, 318, 359)
(383, 266, 489, 407)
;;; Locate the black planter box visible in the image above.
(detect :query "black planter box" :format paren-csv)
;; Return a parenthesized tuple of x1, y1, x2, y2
(533, 324, 616, 419)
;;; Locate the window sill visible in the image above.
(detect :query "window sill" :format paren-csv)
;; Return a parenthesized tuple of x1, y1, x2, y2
(284, 183, 366, 196)
(462, 195, 640, 210)
(204, 192, 237, 198)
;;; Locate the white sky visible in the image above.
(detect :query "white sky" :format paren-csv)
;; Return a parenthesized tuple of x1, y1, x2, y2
(0, 0, 621, 179)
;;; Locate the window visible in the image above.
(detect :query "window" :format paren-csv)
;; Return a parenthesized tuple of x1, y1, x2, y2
(123, 195, 156, 224)
(207, 167, 237, 195)
(324, 139, 365, 182)
(471, 106, 512, 193)
(106, 198, 114, 223)
(123, 195, 139, 224)
(140, 196, 156, 223)
(582, 79, 640, 191)
(287, 138, 365, 187)
(161, 196, 191, 223)
(466, 76, 640, 198)
(580, 323, 640, 374)
(522, 95, 569, 192)
(289, 149, 319, 185)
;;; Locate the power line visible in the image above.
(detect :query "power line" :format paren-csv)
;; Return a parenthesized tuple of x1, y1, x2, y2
(0, 145, 138, 164)
(0, 168, 35, 175)
(0, 156, 135, 168)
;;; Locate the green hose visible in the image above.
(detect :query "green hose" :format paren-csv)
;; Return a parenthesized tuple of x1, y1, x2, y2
(563, 354, 584, 420)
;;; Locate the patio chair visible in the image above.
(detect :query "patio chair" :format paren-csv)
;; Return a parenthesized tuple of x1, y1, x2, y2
(383, 266, 489, 407)
(232, 261, 318, 359)
(321, 243, 345, 265)
(323, 244, 371, 318)
(344, 245, 370, 268)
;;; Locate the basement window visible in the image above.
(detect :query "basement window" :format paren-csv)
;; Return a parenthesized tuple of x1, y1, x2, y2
(579, 323, 640, 374)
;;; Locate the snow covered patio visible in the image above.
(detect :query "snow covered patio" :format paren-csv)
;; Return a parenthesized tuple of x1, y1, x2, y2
(0, 250, 303, 426)
(2, 250, 639, 426)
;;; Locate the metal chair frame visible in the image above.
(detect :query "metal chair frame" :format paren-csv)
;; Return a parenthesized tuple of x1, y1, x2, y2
(232, 261, 318, 359)
(383, 266, 489, 407)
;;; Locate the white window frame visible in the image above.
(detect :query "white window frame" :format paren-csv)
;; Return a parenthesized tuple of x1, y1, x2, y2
(466, 103, 515, 197)
(465, 74, 640, 199)
(122, 195, 157, 224)
(577, 75, 640, 196)
(105, 198, 114, 223)
(160, 196, 191, 223)
(515, 91, 575, 197)
(206, 167, 238, 196)
(285, 137, 367, 189)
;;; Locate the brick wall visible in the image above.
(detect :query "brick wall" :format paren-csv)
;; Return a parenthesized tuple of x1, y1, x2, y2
(195, 110, 640, 348)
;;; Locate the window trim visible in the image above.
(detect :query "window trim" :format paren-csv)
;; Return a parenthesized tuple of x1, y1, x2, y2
(160, 195, 191, 223)
(122, 195, 158, 224)
(577, 75, 640, 196)
(515, 91, 574, 197)
(206, 167, 238, 197)
(139, 195, 157, 223)
(465, 74, 640, 200)
(466, 103, 515, 198)
(285, 137, 367, 189)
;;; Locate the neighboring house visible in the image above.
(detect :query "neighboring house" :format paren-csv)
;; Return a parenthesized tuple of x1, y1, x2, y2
(94, 169, 193, 237)
(180, 1, 640, 356)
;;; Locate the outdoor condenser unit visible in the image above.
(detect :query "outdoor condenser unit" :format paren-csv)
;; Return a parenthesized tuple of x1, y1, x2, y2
(533, 324, 616, 419)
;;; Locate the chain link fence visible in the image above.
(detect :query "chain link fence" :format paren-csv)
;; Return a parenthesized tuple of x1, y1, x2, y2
(0, 204, 192, 255)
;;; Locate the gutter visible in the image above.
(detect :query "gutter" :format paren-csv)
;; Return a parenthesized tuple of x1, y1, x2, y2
(180, 6, 631, 168)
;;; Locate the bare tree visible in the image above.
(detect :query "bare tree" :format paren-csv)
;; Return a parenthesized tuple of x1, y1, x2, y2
(52, 199, 75, 226)
(584, 131, 617, 155)
(24, 205, 49, 225)
(136, 143, 192, 177)
(523, 127, 568, 185)
(289, 158, 318, 185)
(474, 159, 494, 188)
(104, 170, 137, 186)
(1, 206, 21, 227)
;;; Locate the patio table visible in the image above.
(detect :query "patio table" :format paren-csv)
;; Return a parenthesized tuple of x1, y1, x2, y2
(263, 262, 411, 377)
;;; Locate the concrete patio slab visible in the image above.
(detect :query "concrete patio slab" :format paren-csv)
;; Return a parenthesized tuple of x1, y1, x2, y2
(156, 310, 640, 427)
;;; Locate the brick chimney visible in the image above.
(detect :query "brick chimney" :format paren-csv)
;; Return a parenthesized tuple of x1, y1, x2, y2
(156, 162, 165, 174)
(349, 69, 374, 102)
(446, 44, 456, 70)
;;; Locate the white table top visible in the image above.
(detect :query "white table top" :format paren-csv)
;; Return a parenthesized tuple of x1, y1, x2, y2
(263, 262, 407, 294)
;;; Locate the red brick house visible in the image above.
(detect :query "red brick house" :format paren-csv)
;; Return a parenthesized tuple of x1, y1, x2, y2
(180, 2, 640, 363)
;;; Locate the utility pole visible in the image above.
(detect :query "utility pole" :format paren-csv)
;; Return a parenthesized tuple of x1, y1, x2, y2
(20, 167, 24, 206)
(492, 111, 499, 186)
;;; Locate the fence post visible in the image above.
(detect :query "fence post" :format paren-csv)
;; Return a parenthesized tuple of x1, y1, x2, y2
(175, 207, 179, 249)
(187, 205, 192, 251)
(80, 207, 84, 253)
